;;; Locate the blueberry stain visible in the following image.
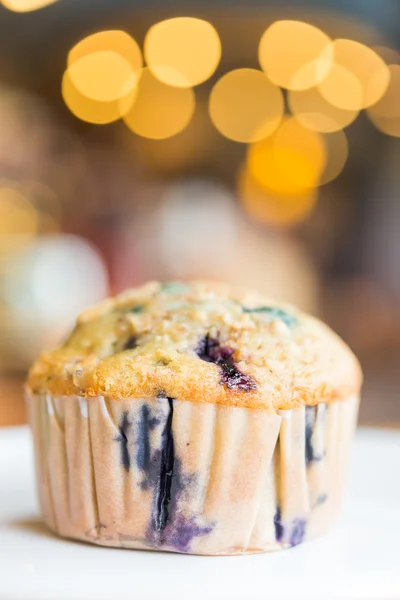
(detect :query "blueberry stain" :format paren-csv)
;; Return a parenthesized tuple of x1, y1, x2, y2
(122, 335, 138, 351)
(242, 306, 298, 328)
(130, 305, 143, 313)
(154, 397, 175, 532)
(290, 519, 306, 546)
(134, 397, 214, 551)
(196, 334, 256, 392)
(116, 412, 131, 472)
(305, 406, 324, 465)
(167, 515, 213, 553)
(196, 334, 226, 363)
(136, 405, 159, 473)
(274, 507, 284, 542)
(316, 493, 327, 505)
(219, 360, 256, 391)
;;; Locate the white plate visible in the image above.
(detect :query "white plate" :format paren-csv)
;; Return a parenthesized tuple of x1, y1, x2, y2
(0, 426, 399, 600)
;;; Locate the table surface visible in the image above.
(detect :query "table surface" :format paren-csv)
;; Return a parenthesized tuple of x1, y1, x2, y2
(1, 426, 400, 600)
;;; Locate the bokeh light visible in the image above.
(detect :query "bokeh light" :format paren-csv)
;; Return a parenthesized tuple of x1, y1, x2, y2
(288, 85, 359, 132)
(367, 64, 400, 138)
(1, 0, 58, 11)
(0, 181, 63, 258)
(66, 51, 137, 103)
(367, 75, 400, 137)
(0, 186, 38, 244)
(68, 30, 142, 73)
(158, 180, 236, 277)
(4, 235, 108, 329)
(367, 113, 400, 138)
(63, 30, 142, 124)
(209, 69, 284, 143)
(258, 20, 332, 90)
(372, 46, 400, 66)
(367, 65, 400, 118)
(289, 56, 332, 92)
(22, 181, 61, 223)
(318, 63, 363, 111)
(122, 68, 195, 139)
(135, 179, 318, 310)
(247, 117, 327, 195)
(329, 39, 390, 108)
(144, 17, 221, 88)
(238, 167, 318, 228)
(319, 129, 349, 185)
(62, 68, 136, 124)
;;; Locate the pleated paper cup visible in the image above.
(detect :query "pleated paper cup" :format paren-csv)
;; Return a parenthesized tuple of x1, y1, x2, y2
(27, 392, 359, 555)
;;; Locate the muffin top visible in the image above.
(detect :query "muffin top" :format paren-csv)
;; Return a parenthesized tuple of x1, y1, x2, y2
(27, 281, 362, 411)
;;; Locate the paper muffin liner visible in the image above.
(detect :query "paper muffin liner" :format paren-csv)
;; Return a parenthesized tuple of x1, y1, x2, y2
(27, 392, 359, 555)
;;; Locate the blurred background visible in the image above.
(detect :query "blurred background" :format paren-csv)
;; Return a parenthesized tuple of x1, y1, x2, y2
(0, 0, 399, 427)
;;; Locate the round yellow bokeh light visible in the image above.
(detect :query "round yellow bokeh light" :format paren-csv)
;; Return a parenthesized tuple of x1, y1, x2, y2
(144, 17, 221, 87)
(209, 69, 284, 143)
(320, 129, 348, 185)
(367, 66, 400, 138)
(367, 111, 400, 138)
(66, 51, 137, 103)
(122, 68, 195, 139)
(289, 86, 359, 133)
(318, 63, 363, 111)
(330, 39, 390, 109)
(68, 30, 142, 73)
(367, 65, 400, 118)
(238, 167, 318, 227)
(0, 187, 38, 238)
(247, 118, 327, 195)
(62, 68, 136, 124)
(2, 0, 58, 11)
(259, 20, 332, 90)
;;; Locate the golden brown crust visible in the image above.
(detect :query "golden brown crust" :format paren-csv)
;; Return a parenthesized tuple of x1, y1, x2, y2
(27, 281, 362, 411)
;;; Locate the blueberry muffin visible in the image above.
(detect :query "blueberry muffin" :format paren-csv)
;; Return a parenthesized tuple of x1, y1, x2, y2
(26, 281, 362, 555)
